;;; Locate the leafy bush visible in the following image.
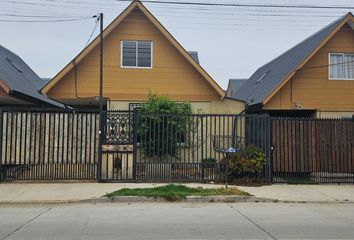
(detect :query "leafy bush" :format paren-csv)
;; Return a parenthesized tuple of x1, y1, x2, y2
(225, 145, 266, 177)
(201, 158, 217, 167)
(138, 94, 192, 114)
(137, 94, 192, 161)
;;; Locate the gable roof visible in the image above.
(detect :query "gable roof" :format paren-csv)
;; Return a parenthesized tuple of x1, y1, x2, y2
(236, 13, 354, 106)
(0, 45, 64, 107)
(227, 78, 247, 98)
(41, 0, 225, 98)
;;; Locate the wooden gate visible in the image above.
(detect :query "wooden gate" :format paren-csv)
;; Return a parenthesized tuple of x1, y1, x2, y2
(271, 118, 354, 183)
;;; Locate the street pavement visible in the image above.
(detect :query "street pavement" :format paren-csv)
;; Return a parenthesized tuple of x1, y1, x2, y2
(1, 202, 354, 240)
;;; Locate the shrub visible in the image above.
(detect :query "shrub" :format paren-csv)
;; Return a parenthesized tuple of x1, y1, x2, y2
(201, 158, 217, 167)
(137, 94, 192, 161)
(225, 145, 266, 177)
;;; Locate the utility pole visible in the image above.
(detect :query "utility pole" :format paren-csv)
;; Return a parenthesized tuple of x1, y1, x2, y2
(98, 12, 103, 182)
(99, 12, 103, 113)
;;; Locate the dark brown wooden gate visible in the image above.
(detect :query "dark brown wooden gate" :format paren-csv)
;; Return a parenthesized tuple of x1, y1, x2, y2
(271, 118, 354, 183)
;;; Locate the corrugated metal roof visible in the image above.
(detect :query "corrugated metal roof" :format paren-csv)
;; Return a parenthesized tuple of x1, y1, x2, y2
(236, 13, 349, 106)
(0, 45, 64, 107)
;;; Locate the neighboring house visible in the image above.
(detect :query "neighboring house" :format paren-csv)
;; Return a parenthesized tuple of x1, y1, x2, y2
(226, 79, 247, 99)
(41, 0, 244, 114)
(236, 13, 354, 118)
(0, 45, 64, 108)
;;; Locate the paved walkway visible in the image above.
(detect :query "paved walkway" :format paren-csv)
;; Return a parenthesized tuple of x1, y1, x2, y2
(238, 184, 354, 202)
(0, 182, 353, 203)
(0, 183, 221, 203)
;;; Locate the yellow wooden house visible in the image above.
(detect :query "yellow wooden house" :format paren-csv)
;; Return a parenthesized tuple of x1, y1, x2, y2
(235, 13, 354, 118)
(41, 0, 244, 114)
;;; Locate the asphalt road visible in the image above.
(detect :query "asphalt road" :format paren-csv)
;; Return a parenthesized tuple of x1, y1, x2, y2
(1, 202, 354, 240)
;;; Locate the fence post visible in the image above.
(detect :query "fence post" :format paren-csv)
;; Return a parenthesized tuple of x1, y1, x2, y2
(267, 115, 273, 183)
(132, 111, 138, 181)
(97, 111, 103, 182)
(0, 108, 3, 182)
(200, 115, 204, 181)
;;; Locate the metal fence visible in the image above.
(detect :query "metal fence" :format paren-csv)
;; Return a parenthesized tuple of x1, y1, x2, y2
(271, 118, 354, 183)
(133, 113, 271, 183)
(0, 109, 99, 181)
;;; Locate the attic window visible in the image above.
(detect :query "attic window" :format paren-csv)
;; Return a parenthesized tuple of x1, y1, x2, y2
(121, 40, 152, 68)
(329, 53, 354, 80)
(256, 70, 270, 84)
(5, 58, 22, 73)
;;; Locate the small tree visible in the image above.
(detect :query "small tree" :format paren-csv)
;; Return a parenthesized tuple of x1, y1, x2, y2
(137, 94, 192, 161)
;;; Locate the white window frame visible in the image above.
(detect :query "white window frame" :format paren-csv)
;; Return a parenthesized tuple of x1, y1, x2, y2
(328, 53, 354, 80)
(120, 40, 153, 69)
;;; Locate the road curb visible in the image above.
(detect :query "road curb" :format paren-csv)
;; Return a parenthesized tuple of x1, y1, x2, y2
(1, 196, 354, 205)
(101, 195, 263, 203)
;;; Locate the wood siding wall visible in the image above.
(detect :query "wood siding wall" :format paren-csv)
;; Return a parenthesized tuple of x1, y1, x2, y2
(47, 8, 219, 102)
(265, 24, 354, 111)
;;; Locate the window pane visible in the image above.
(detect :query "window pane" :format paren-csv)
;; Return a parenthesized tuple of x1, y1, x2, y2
(122, 41, 137, 67)
(330, 54, 343, 79)
(137, 41, 151, 67)
(344, 54, 354, 79)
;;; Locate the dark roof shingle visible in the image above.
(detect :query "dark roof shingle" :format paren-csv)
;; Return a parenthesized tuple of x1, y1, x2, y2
(0, 45, 64, 107)
(236, 13, 349, 106)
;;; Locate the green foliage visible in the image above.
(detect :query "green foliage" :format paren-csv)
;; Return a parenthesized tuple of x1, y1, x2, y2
(137, 94, 192, 160)
(226, 145, 266, 177)
(105, 184, 250, 201)
(201, 158, 217, 166)
(138, 94, 191, 114)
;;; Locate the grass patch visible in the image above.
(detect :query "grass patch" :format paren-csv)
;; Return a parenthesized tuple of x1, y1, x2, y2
(105, 184, 250, 201)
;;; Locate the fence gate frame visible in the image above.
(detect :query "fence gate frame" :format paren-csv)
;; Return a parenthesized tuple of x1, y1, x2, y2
(99, 110, 135, 182)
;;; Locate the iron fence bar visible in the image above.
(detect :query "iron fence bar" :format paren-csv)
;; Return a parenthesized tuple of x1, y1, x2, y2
(132, 112, 138, 181)
(97, 111, 103, 182)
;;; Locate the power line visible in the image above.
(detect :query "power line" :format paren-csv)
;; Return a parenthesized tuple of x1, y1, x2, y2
(113, 0, 354, 10)
(0, 13, 92, 18)
(298, 59, 354, 71)
(0, 16, 96, 23)
(85, 16, 100, 47)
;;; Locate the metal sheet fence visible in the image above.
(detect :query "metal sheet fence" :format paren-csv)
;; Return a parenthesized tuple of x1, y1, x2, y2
(133, 113, 271, 182)
(0, 109, 99, 181)
(272, 118, 354, 183)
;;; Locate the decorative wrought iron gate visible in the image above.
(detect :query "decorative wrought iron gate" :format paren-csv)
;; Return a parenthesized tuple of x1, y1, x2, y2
(99, 111, 135, 181)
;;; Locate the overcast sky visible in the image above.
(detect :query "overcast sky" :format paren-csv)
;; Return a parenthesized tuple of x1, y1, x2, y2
(0, 0, 353, 89)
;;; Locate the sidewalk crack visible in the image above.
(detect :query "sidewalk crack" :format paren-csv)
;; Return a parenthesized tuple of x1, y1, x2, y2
(227, 203, 277, 240)
(10, 186, 33, 202)
(1, 207, 52, 240)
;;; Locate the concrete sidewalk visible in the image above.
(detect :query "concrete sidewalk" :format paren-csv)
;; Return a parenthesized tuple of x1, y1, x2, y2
(0, 183, 222, 204)
(238, 184, 354, 203)
(0, 182, 353, 204)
